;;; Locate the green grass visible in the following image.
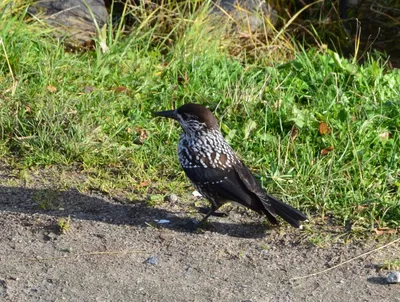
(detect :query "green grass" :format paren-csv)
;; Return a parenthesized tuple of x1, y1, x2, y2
(0, 1, 399, 230)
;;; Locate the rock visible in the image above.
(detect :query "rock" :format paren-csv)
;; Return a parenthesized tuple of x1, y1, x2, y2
(211, 0, 278, 32)
(387, 271, 400, 284)
(28, 0, 108, 48)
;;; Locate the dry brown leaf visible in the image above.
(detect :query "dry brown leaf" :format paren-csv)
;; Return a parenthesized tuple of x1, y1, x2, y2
(290, 125, 299, 141)
(354, 205, 367, 214)
(319, 122, 331, 135)
(47, 85, 57, 93)
(133, 127, 148, 145)
(375, 228, 397, 235)
(321, 146, 334, 156)
(113, 86, 130, 93)
(139, 181, 150, 187)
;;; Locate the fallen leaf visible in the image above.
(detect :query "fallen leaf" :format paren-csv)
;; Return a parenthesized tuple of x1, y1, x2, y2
(320, 146, 334, 156)
(290, 125, 299, 141)
(133, 127, 148, 145)
(319, 122, 331, 135)
(82, 40, 95, 49)
(375, 228, 397, 235)
(354, 205, 367, 213)
(47, 85, 57, 93)
(113, 86, 130, 93)
(139, 181, 149, 187)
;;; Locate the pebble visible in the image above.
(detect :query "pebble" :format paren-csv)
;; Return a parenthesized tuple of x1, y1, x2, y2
(45, 232, 57, 240)
(165, 194, 178, 203)
(387, 271, 400, 284)
(144, 256, 158, 266)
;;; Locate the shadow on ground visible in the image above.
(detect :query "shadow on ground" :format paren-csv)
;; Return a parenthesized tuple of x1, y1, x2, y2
(367, 276, 390, 285)
(0, 186, 269, 239)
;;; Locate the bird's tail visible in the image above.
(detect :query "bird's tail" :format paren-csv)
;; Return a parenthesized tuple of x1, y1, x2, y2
(261, 194, 307, 228)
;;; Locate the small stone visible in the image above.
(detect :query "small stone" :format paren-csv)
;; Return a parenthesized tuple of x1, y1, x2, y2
(45, 232, 57, 240)
(63, 247, 73, 253)
(165, 194, 178, 203)
(387, 271, 400, 284)
(144, 256, 158, 266)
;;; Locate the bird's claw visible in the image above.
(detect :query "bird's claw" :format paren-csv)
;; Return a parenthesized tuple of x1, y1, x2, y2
(197, 207, 227, 217)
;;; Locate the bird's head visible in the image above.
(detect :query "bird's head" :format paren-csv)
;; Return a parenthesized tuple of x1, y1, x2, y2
(154, 103, 219, 135)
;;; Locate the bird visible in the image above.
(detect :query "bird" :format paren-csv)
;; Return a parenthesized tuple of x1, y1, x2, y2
(154, 103, 307, 228)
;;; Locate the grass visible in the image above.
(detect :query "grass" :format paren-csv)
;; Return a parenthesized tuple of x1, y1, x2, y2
(0, 0, 399, 231)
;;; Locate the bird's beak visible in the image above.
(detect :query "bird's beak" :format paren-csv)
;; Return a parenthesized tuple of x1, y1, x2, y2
(153, 109, 178, 120)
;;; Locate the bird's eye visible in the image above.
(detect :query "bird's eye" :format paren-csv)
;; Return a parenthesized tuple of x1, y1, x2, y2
(182, 113, 194, 120)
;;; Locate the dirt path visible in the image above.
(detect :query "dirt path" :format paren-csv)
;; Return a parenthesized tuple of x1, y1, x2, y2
(0, 172, 399, 301)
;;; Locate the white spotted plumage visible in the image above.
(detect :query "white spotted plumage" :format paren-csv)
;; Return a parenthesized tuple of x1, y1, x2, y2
(176, 117, 240, 207)
(154, 103, 308, 228)
(178, 128, 238, 170)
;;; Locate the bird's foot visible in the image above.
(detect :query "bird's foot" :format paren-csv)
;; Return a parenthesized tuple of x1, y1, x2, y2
(197, 207, 227, 218)
(184, 218, 216, 232)
(184, 219, 201, 232)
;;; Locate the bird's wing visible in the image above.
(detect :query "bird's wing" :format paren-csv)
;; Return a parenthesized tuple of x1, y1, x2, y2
(232, 162, 265, 197)
(183, 165, 263, 212)
(233, 162, 278, 217)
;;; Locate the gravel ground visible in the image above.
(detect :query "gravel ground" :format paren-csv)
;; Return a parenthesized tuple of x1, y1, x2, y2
(0, 169, 399, 301)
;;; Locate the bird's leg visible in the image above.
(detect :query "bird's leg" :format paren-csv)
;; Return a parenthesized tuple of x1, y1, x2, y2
(197, 204, 222, 225)
(185, 204, 221, 231)
(197, 206, 227, 217)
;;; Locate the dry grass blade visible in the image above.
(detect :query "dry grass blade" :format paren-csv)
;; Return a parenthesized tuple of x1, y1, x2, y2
(290, 236, 400, 281)
(271, 0, 323, 45)
(0, 37, 18, 96)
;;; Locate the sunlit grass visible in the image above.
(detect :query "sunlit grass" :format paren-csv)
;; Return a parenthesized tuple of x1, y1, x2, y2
(0, 0, 399, 230)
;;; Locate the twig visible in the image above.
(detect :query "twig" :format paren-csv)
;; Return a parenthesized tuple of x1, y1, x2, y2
(290, 236, 400, 281)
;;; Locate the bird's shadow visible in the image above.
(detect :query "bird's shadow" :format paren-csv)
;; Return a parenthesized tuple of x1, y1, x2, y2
(366, 277, 388, 285)
(0, 186, 269, 239)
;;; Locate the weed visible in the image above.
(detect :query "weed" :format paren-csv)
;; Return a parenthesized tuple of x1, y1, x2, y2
(33, 189, 60, 210)
(57, 216, 71, 234)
